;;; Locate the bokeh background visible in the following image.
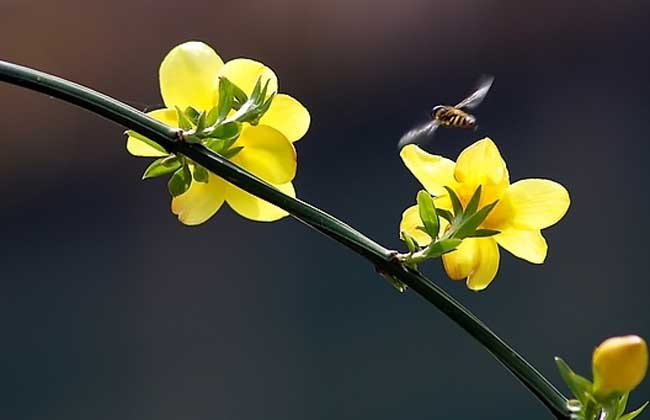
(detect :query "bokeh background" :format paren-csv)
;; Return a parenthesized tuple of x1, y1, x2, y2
(1, 1, 649, 419)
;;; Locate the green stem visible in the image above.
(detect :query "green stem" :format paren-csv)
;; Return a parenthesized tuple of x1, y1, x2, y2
(0, 59, 570, 419)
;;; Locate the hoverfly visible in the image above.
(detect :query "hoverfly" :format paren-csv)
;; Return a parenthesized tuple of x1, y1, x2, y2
(398, 75, 494, 149)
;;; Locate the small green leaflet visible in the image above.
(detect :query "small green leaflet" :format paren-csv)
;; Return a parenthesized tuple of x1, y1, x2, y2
(142, 155, 181, 180)
(554, 357, 594, 406)
(193, 165, 209, 183)
(417, 190, 439, 239)
(168, 165, 192, 197)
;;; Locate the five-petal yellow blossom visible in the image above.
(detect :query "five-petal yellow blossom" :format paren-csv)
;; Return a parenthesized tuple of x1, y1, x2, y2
(592, 335, 648, 398)
(126, 41, 310, 225)
(400, 138, 570, 290)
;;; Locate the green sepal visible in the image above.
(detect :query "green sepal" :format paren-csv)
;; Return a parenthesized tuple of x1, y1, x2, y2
(443, 186, 464, 218)
(210, 121, 241, 140)
(221, 146, 244, 159)
(142, 155, 181, 180)
(423, 238, 462, 258)
(618, 393, 630, 418)
(167, 165, 192, 197)
(125, 130, 167, 154)
(554, 357, 594, 405)
(184, 106, 200, 125)
(467, 228, 500, 238)
(455, 201, 498, 239)
(417, 190, 439, 239)
(401, 231, 420, 253)
(465, 185, 482, 215)
(175, 106, 193, 130)
(193, 165, 209, 183)
(620, 402, 649, 420)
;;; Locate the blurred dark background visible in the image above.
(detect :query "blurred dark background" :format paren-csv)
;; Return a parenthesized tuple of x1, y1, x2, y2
(1, 1, 649, 419)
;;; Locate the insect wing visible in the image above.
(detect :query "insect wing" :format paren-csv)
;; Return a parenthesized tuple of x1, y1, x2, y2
(454, 75, 494, 110)
(398, 120, 439, 149)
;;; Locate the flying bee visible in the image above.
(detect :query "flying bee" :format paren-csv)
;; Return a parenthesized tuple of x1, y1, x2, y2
(398, 75, 494, 149)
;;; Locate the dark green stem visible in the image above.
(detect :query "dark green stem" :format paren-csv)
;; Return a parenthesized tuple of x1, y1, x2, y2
(0, 59, 570, 419)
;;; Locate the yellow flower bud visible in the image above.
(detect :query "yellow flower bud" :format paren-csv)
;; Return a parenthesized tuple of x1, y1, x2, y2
(592, 335, 648, 398)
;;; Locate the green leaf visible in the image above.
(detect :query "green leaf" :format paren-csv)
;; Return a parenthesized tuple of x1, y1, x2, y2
(217, 78, 234, 121)
(184, 106, 200, 124)
(249, 92, 276, 125)
(467, 229, 500, 238)
(417, 190, 439, 239)
(259, 78, 271, 103)
(125, 130, 167, 154)
(436, 208, 454, 223)
(454, 200, 498, 239)
(175, 106, 193, 130)
(260, 92, 275, 113)
(210, 121, 241, 140)
(465, 185, 482, 215)
(219, 76, 248, 108)
(195, 110, 207, 133)
(204, 138, 226, 154)
(443, 186, 463, 218)
(168, 166, 191, 197)
(401, 231, 420, 253)
(230, 83, 248, 107)
(221, 146, 244, 159)
(250, 76, 262, 101)
(205, 106, 220, 127)
(193, 165, 209, 183)
(424, 238, 462, 258)
(620, 402, 648, 420)
(142, 155, 181, 180)
(555, 357, 594, 405)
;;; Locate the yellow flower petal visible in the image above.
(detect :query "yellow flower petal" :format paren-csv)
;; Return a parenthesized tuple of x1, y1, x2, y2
(159, 41, 223, 111)
(466, 238, 500, 291)
(399, 205, 432, 246)
(171, 173, 228, 226)
(232, 125, 296, 184)
(258, 94, 310, 142)
(442, 238, 500, 291)
(400, 144, 457, 196)
(454, 138, 509, 196)
(226, 182, 294, 222)
(500, 179, 570, 230)
(217, 58, 278, 96)
(442, 239, 478, 281)
(495, 228, 547, 264)
(126, 108, 177, 157)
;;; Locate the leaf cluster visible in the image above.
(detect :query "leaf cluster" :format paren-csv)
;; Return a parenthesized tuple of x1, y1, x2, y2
(126, 76, 275, 197)
(400, 186, 499, 267)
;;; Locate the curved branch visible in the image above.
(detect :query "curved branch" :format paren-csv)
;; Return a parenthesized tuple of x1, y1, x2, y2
(0, 59, 570, 419)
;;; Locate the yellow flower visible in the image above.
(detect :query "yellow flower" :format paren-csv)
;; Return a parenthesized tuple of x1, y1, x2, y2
(593, 335, 648, 398)
(126, 41, 310, 225)
(399, 138, 570, 290)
